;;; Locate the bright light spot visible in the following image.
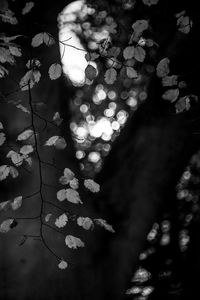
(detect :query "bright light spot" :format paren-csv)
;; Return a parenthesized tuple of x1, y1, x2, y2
(132, 268, 151, 283)
(139, 91, 147, 101)
(109, 102, 117, 110)
(97, 89, 107, 100)
(183, 170, 191, 180)
(88, 151, 100, 163)
(103, 144, 111, 152)
(104, 108, 115, 117)
(59, 0, 97, 86)
(76, 126, 88, 138)
(108, 90, 117, 100)
(80, 104, 89, 113)
(126, 97, 137, 107)
(89, 117, 113, 139)
(138, 37, 146, 46)
(112, 121, 120, 130)
(160, 233, 170, 246)
(142, 286, 154, 297)
(76, 150, 85, 159)
(117, 110, 128, 124)
(121, 91, 129, 99)
(102, 133, 111, 141)
(86, 115, 95, 123)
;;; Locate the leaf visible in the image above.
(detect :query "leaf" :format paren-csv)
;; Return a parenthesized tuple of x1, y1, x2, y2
(94, 218, 115, 233)
(85, 64, 97, 81)
(85, 52, 100, 62)
(31, 32, 55, 48)
(9, 46, 21, 57)
(11, 196, 22, 210)
(84, 179, 100, 193)
(0, 165, 10, 181)
(162, 75, 178, 87)
(17, 129, 33, 141)
(162, 89, 179, 102)
(55, 213, 68, 228)
(22, 2, 34, 15)
(123, 46, 135, 60)
(0, 47, 15, 64)
(48, 63, 62, 80)
(65, 189, 82, 204)
(0, 35, 22, 43)
(64, 168, 75, 181)
(142, 0, 159, 6)
(7, 150, 23, 166)
(0, 132, 6, 146)
(0, 64, 9, 77)
(20, 145, 33, 155)
(0, 200, 11, 211)
(54, 137, 67, 149)
(45, 136, 59, 146)
(126, 67, 138, 79)
(0, 218, 14, 233)
(65, 235, 85, 249)
(9, 166, 19, 178)
(0, 122, 3, 130)
(53, 112, 63, 126)
(77, 217, 94, 230)
(45, 136, 67, 149)
(57, 189, 66, 202)
(104, 68, 117, 84)
(26, 59, 41, 68)
(24, 156, 32, 166)
(69, 178, 79, 189)
(1, 9, 18, 25)
(131, 20, 148, 42)
(20, 70, 41, 90)
(31, 33, 44, 47)
(16, 104, 30, 114)
(156, 58, 170, 78)
(177, 14, 192, 34)
(175, 96, 191, 113)
(43, 32, 55, 46)
(45, 213, 52, 222)
(58, 260, 68, 270)
(107, 47, 121, 58)
(134, 46, 146, 62)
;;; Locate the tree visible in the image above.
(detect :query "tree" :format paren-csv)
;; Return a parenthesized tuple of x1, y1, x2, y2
(1, 0, 200, 300)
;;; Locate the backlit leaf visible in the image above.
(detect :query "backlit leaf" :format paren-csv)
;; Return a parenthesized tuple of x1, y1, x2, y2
(162, 89, 179, 102)
(11, 196, 22, 210)
(55, 213, 68, 228)
(123, 46, 135, 60)
(156, 58, 170, 78)
(0, 132, 6, 146)
(0, 165, 10, 181)
(94, 218, 115, 233)
(84, 179, 100, 193)
(22, 2, 34, 15)
(104, 68, 117, 84)
(17, 129, 33, 141)
(48, 63, 62, 80)
(20, 145, 33, 155)
(0, 218, 14, 233)
(134, 46, 146, 62)
(65, 235, 85, 249)
(77, 217, 94, 230)
(65, 189, 82, 204)
(58, 260, 68, 269)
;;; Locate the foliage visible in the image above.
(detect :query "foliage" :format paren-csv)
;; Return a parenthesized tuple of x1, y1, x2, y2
(1, 0, 200, 298)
